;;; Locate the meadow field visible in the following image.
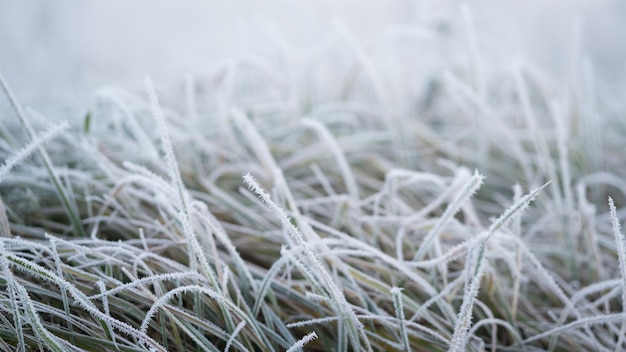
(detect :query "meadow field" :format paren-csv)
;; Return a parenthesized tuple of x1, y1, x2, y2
(1, 2, 625, 351)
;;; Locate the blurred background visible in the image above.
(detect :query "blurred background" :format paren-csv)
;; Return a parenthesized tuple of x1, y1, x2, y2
(0, 0, 624, 116)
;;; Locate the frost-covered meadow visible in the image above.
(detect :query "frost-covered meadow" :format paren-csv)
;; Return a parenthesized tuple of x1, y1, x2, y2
(1, 1, 626, 351)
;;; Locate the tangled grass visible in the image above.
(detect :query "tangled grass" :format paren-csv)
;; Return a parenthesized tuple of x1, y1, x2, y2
(1, 14, 626, 352)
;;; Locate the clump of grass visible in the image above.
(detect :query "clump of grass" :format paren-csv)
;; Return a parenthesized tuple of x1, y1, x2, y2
(1, 9, 625, 352)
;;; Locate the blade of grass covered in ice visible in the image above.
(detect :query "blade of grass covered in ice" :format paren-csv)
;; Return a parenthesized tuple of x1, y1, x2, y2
(472, 300, 498, 352)
(0, 73, 85, 237)
(413, 169, 484, 261)
(252, 249, 292, 316)
(230, 109, 281, 181)
(522, 313, 626, 345)
(224, 321, 247, 352)
(87, 272, 207, 300)
(448, 235, 486, 352)
(467, 318, 523, 347)
(130, 275, 250, 351)
(286, 332, 318, 352)
(48, 236, 78, 346)
(243, 173, 372, 352)
(0, 198, 9, 238)
(486, 181, 550, 240)
(409, 274, 464, 324)
(510, 184, 523, 320)
(380, 169, 446, 220)
(391, 287, 410, 352)
(608, 197, 626, 351)
(0, 120, 69, 182)
(448, 181, 549, 352)
(391, 171, 450, 258)
(301, 118, 360, 200)
(94, 281, 119, 350)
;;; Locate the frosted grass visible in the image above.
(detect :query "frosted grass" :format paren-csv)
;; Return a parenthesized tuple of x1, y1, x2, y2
(609, 197, 626, 351)
(0, 9, 625, 352)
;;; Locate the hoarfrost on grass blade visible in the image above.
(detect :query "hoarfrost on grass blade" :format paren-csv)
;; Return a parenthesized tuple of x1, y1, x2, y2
(448, 181, 549, 352)
(224, 321, 247, 352)
(522, 313, 626, 344)
(0, 120, 69, 183)
(413, 169, 484, 261)
(609, 197, 626, 351)
(391, 287, 410, 352)
(286, 332, 318, 352)
(301, 118, 360, 200)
